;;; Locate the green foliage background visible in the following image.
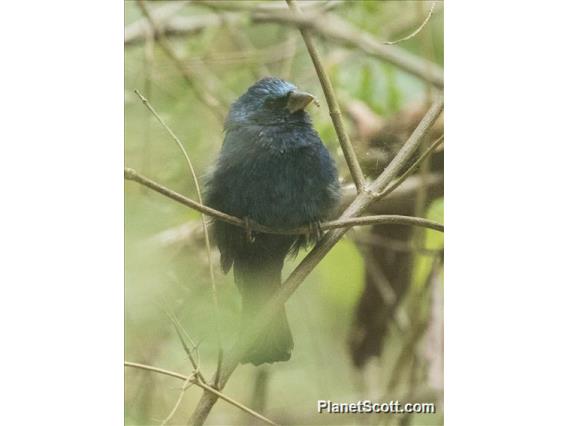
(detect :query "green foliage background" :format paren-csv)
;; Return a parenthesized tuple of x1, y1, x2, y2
(125, 1, 443, 425)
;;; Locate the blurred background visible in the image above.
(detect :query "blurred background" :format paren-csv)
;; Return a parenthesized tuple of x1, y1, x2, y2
(125, 1, 444, 425)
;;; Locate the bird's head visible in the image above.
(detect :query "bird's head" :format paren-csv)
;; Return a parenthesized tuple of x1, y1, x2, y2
(226, 77, 318, 128)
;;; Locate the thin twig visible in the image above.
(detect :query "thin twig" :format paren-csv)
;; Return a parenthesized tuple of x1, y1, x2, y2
(124, 362, 278, 426)
(192, 0, 342, 13)
(383, 1, 436, 45)
(125, 2, 341, 47)
(126, 361, 188, 381)
(161, 373, 195, 426)
(252, 11, 443, 89)
(413, 0, 438, 252)
(286, 0, 366, 193)
(352, 232, 443, 256)
(133, 89, 224, 381)
(126, 9, 237, 47)
(188, 97, 443, 426)
(125, 168, 443, 234)
(136, 0, 227, 122)
(159, 304, 205, 383)
(140, 24, 155, 179)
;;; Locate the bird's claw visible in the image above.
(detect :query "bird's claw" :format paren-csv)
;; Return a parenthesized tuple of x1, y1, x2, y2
(307, 221, 324, 243)
(243, 217, 256, 243)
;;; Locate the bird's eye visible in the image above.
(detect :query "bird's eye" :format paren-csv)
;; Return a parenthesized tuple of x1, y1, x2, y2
(264, 94, 288, 109)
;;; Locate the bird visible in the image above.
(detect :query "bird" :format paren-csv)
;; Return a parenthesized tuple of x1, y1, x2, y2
(205, 77, 341, 365)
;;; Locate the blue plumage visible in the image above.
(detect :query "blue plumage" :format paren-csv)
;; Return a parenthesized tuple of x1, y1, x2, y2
(205, 77, 340, 365)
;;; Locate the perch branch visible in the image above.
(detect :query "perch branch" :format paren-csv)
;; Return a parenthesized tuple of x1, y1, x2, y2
(147, 173, 443, 249)
(188, 97, 443, 426)
(125, 168, 443, 234)
(286, 0, 366, 193)
(124, 362, 277, 426)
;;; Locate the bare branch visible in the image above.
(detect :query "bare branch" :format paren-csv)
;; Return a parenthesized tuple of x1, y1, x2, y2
(136, 0, 227, 122)
(341, 172, 443, 214)
(126, 1, 443, 89)
(375, 134, 444, 202)
(286, 0, 366, 192)
(125, 0, 193, 46)
(125, 168, 442, 234)
(161, 373, 194, 426)
(147, 174, 443, 249)
(192, 0, 342, 13)
(125, 1, 341, 47)
(126, 13, 242, 47)
(383, 1, 437, 45)
(367, 96, 444, 195)
(124, 362, 278, 426)
(252, 11, 444, 89)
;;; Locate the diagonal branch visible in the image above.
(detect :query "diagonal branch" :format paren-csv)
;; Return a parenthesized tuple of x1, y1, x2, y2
(124, 362, 278, 426)
(285, 0, 366, 193)
(375, 134, 444, 202)
(188, 97, 443, 426)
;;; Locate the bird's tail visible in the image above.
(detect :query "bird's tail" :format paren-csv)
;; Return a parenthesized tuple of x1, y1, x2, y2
(235, 260, 294, 365)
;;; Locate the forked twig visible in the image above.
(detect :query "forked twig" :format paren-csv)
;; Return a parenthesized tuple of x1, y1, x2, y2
(124, 362, 278, 425)
(375, 134, 444, 202)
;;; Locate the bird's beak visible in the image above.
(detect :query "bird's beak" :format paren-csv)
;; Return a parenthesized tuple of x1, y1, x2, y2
(286, 90, 316, 113)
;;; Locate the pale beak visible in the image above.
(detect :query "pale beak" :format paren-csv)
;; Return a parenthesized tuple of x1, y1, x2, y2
(286, 90, 316, 113)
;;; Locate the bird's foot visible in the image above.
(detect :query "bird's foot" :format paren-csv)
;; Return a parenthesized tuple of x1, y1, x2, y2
(243, 217, 256, 243)
(306, 220, 324, 244)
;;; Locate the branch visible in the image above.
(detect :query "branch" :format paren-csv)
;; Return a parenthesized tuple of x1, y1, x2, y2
(188, 97, 444, 426)
(383, 1, 437, 45)
(252, 10, 443, 89)
(375, 134, 444, 202)
(125, 0, 194, 46)
(340, 172, 443, 214)
(124, 362, 278, 426)
(126, 13, 243, 47)
(133, 88, 224, 382)
(126, 2, 443, 89)
(136, 0, 228, 123)
(147, 174, 443, 249)
(125, 168, 443, 234)
(125, 2, 342, 47)
(286, 0, 366, 192)
(192, 0, 342, 13)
